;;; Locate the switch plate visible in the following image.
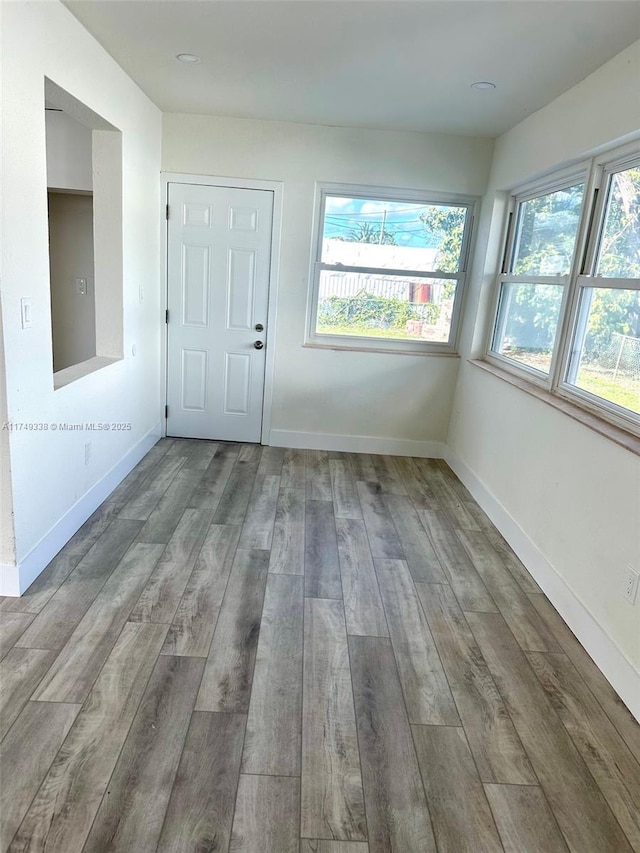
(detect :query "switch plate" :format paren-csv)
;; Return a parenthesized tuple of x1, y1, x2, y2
(75, 277, 88, 296)
(20, 298, 33, 329)
(624, 566, 639, 605)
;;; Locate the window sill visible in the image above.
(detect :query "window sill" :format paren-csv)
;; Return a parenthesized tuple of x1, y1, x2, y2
(304, 339, 460, 357)
(469, 358, 640, 458)
(54, 356, 121, 390)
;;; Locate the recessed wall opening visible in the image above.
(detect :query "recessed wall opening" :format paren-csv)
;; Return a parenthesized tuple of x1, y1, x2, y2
(48, 190, 96, 372)
(44, 78, 124, 389)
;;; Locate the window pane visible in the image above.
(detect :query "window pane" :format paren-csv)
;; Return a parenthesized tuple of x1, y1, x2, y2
(512, 183, 584, 276)
(492, 281, 564, 373)
(595, 166, 640, 278)
(322, 196, 468, 273)
(316, 271, 456, 343)
(568, 287, 640, 415)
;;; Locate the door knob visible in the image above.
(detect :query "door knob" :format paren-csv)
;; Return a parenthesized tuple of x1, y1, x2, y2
(254, 340, 264, 349)
(255, 323, 264, 332)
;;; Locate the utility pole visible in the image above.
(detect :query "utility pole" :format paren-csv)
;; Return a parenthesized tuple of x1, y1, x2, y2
(379, 208, 387, 244)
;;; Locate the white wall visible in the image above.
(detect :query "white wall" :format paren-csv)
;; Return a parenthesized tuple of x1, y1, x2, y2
(162, 114, 494, 453)
(0, 0, 162, 594)
(46, 109, 93, 192)
(0, 318, 16, 567)
(449, 41, 640, 713)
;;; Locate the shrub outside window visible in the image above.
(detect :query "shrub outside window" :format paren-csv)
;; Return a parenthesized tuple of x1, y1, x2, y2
(487, 145, 640, 434)
(307, 184, 477, 354)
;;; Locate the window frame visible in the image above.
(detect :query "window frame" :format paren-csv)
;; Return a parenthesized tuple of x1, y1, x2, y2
(486, 142, 640, 436)
(305, 182, 478, 355)
(487, 166, 590, 387)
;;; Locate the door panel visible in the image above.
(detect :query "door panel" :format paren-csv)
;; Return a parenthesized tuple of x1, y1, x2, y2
(181, 349, 208, 411)
(227, 249, 256, 330)
(182, 245, 210, 326)
(167, 182, 273, 442)
(224, 353, 252, 415)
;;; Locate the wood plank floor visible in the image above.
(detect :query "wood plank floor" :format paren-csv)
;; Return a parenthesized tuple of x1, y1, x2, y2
(1, 438, 638, 853)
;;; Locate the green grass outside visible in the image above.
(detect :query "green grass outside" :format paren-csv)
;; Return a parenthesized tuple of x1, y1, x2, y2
(504, 348, 640, 414)
(575, 369, 640, 414)
(316, 324, 421, 341)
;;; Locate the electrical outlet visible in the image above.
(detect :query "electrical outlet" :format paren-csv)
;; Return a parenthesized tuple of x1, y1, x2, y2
(624, 566, 639, 605)
(84, 442, 92, 466)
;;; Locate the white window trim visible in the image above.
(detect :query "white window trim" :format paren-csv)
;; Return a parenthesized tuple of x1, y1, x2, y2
(305, 181, 478, 356)
(486, 141, 640, 437)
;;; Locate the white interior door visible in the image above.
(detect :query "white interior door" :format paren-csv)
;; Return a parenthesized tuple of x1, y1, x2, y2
(166, 182, 273, 442)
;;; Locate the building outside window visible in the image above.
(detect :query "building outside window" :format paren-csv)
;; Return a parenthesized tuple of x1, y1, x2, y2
(307, 184, 477, 355)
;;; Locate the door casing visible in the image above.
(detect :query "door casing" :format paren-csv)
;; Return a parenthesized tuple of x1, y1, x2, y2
(161, 172, 283, 444)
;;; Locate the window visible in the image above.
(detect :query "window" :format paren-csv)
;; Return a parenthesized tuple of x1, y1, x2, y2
(488, 145, 640, 433)
(491, 179, 586, 375)
(307, 184, 476, 354)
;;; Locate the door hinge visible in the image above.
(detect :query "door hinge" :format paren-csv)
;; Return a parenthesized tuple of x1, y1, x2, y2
(165, 204, 169, 220)
(165, 309, 169, 324)
(165, 405, 169, 419)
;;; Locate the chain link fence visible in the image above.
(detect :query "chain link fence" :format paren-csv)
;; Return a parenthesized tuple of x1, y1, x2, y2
(592, 332, 640, 382)
(577, 331, 640, 412)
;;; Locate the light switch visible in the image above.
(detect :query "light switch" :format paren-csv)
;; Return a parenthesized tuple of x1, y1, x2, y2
(20, 298, 33, 329)
(75, 277, 88, 295)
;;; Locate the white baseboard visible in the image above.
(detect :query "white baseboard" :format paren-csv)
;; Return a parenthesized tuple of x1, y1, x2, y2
(0, 424, 162, 597)
(269, 429, 446, 458)
(445, 449, 640, 722)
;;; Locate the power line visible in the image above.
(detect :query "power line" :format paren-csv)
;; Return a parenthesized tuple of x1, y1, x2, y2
(324, 217, 426, 226)
(324, 206, 436, 218)
(324, 204, 463, 218)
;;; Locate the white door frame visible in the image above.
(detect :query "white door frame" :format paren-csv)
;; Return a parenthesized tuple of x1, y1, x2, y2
(161, 172, 283, 445)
